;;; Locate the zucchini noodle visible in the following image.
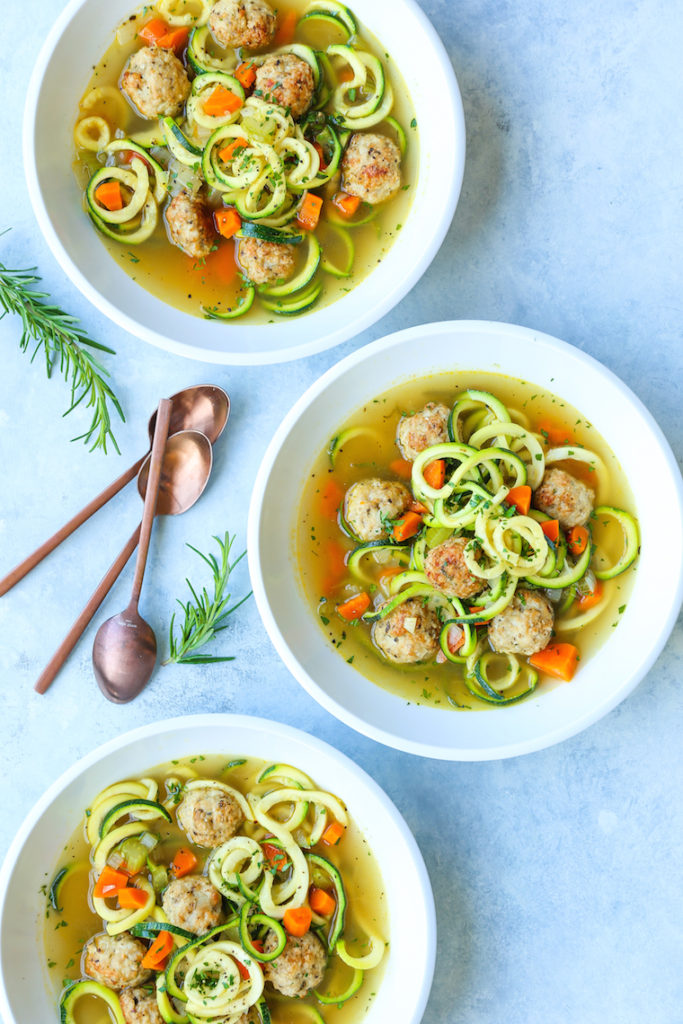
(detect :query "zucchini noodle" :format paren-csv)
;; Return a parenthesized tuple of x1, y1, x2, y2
(156, 0, 213, 27)
(546, 445, 608, 496)
(74, 116, 111, 152)
(81, 86, 129, 129)
(183, 939, 264, 1019)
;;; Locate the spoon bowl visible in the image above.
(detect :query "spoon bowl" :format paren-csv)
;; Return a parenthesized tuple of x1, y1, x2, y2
(149, 385, 230, 446)
(138, 430, 213, 514)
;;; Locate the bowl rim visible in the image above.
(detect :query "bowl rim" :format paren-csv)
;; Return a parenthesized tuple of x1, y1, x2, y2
(247, 318, 683, 759)
(22, 0, 466, 366)
(0, 713, 437, 1024)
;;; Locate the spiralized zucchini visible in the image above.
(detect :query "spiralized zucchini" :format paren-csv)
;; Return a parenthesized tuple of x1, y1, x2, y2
(156, 0, 213, 27)
(74, 116, 111, 152)
(81, 86, 129, 130)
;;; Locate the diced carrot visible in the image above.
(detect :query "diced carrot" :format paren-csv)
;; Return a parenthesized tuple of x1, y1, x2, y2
(321, 821, 345, 846)
(203, 86, 243, 117)
(141, 930, 174, 970)
(157, 27, 189, 50)
(138, 17, 168, 45)
(320, 478, 344, 520)
(506, 485, 532, 515)
(332, 191, 361, 218)
(214, 208, 242, 240)
(235, 61, 256, 89)
(283, 906, 312, 936)
(540, 519, 560, 543)
(409, 500, 429, 514)
(312, 141, 328, 169)
(337, 592, 371, 621)
(378, 566, 403, 587)
(191, 242, 238, 286)
(274, 8, 298, 45)
(446, 624, 465, 653)
(170, 847, 198, 878)
(262, 842, 288, 871)
(94, 181, 123, 212)
(252, 939, 265, 954)
(536, 419, 575, 446)
(309, 887, 336, 916)
(389, 458, 413, 480)
(297, 192, 323, 231)
(566, 525, 589, 556)
(392, 511, 423, 543)
(235, 958, 250, 980)
(219, 137, 248, 163)
(529, 642, 579, 682)
(423, 459, 445, 489)
(576, 578, 603, 610)
(92, 866, 129, 899)
(117, 886, 149, 909)
(467, 605, 488, 628)
(322, 540, 348, 596)
(338, 67, 355, 84)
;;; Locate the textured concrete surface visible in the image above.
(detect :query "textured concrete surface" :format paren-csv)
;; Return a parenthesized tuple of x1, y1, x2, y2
(1, 1, 683, 1022)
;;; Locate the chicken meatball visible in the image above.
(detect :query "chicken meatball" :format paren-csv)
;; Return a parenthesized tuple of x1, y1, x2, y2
(424, 537, 484, 599)
(533, 468, 594, 530)
(396, 402, 450, 461)
(165, 194, 216, 261)
(488, 589, 554, 657)
(162, 876, 224, 935)
(83, 933, 152, 990)
(341, 132, 402, 205)
(263, 930, 326, 997)
(372, 597, 441, 664)
(254, 53, 315, 119)
(121, 46, 190, 119)
(208, 0, 276, 49)
(344, 478, 411, 542)
(120, 986, 164, 1024)
(177, 786, 244, 847)
(238, 237, 297, 285)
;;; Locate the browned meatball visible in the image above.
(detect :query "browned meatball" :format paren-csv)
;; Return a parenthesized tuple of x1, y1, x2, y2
(254, 53, 315, 119)
(83, 933, 151, 990)
(372, 597, 441, 664)
(162, 876, 224, 935)
(533, 468, 594, 530)
(344, 478, 411, 542)
(424, 537, 485, 599)
(165, 193, 216, 260)
(176, 786, 244, 847)
(263, 930, 326, 997)
(120, 46, 190, 119)
(238, 237, 297, 285)
(341, 132, 401, 205)
(396, 402, 450, 461)
(120, 986, 164, 1024)
(209, 0, 276, 48)
(488, 589, 554, 656)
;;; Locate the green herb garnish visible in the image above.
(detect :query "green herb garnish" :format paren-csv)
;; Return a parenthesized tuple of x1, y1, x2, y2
(165, 532, 251, 665)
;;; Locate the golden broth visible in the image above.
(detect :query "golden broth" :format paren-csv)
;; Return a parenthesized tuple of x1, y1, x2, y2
(43, 755, 389, 1024)
(72, 1, 418, 322)
(296, 372, 638, 710)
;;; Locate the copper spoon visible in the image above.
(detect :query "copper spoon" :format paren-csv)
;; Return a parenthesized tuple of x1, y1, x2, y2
(0, 384, 229, 597)
(33, 428, 213, 695)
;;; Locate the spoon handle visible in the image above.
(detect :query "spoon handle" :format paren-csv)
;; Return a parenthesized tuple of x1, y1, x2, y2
(34, 524, 142, 695)
(129, 399, 172, 610)
(0, 457, 144, 598)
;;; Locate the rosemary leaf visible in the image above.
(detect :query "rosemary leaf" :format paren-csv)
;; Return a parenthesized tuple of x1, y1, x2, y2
(0, 251, 124, 453)
(165, 533, 251, 665)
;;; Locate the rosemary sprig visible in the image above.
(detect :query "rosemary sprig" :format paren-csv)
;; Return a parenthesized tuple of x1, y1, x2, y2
(0, 252, 124, 453)
(165, 532, 252, 665)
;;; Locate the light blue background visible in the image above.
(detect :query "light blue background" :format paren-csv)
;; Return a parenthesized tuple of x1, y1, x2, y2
(2, 1, 682, 1022)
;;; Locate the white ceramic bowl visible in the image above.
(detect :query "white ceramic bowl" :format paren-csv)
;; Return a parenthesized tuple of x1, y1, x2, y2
(23, 0, 465, 365)
(0, 714, 435, 1024)
(248, 320, 683, 760)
